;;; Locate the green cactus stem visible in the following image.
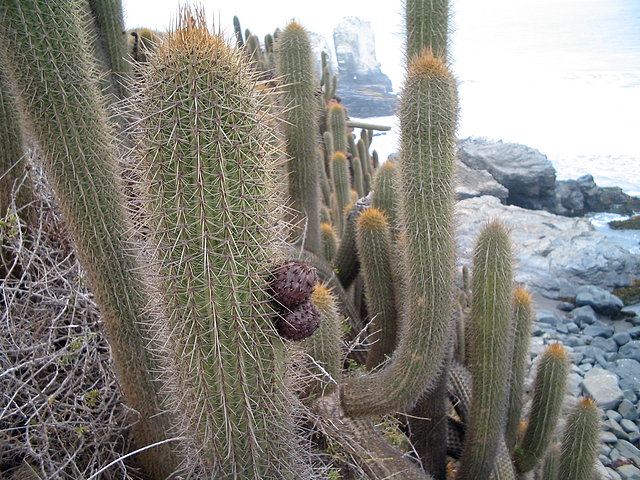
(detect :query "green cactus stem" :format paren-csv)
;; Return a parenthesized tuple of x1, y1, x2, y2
(340, 50, 457, 417)
(355, 208, 399, 370)
(304, 284, 344, 397)
(0, 1, 179, 477)
(352, 156, 365, 197)
(276, 21, 322, 254)
(541, 444, 560, 480)
(559, 398, 601, 480)
(233, 15, 244, 47)
(330, 151, 351, 235)
(406, 0, 450, 61)
(327, 103, 348, 153)
(372, 150, 380, 169)
(333, 201, 365, 289)
(87, 0, 129, 99)
(346, 120, 391, 131)
(457, 221, 514, 480)
(505, 286, 535, 449)
(0, 56, 32, 222)
(371, 161, 399, 235)
(131, 13, 307, 477)
(321, 222, 338, 262)
(515, 344, 569, 473)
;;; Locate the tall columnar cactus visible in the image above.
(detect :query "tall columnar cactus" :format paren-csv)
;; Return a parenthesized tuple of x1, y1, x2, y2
(515, 343, 569, 473)
(340, 49, 457, 417)
(276, 22, 321, 254)
(559, 398, 601, 480)
(355, 208, 399, 369)
(131, 13, 307, 477)
(406, 0, 450, 61)
(0, 1, 177, 478)
(327, 103, 348, 153)
(505, 286, 535, 449)
(457, 221, 514, 480)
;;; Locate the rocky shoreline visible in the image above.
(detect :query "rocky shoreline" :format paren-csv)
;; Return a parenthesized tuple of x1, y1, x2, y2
(452, 137, 640, 478)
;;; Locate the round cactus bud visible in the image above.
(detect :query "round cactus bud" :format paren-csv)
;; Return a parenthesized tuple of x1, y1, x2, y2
(270, 260, 318, 308)
(275, 301, 321, 340)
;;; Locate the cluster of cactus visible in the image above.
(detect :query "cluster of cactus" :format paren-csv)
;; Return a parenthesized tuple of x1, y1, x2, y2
(0, 1, 603, 479)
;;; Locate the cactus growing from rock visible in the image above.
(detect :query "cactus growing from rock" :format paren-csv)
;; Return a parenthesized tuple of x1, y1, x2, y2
(515, 343, 569, 473)
(457, 221, 514, 480)
(130, 12, 308, 477)
(505, 286, 535, 449)
(558, 398, 601, 480)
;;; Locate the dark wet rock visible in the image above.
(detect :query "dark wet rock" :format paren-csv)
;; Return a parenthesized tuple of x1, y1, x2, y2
(576, 285, 625, 317)
(457, 138, 557, 210)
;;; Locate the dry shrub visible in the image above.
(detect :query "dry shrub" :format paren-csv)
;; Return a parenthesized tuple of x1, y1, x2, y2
(0, 164, 142, 480)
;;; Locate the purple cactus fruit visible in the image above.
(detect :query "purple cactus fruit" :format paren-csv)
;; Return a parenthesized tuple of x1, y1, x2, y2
(275, 301, 320, 340)
(270, 260, 318, 308)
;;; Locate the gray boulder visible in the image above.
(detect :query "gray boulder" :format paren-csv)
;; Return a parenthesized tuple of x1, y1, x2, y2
(457, 137, 556, 210)
(455, 161, 508, 201)
(576, 285, 625, 316)
(582, 369, 624, 410)
(554, 179, 585, 216)
(619, 341, 640, 362)
(455, 196, 640, 299)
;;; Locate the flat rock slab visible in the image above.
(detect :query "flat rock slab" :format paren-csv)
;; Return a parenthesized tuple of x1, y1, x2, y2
(455, 196, 639, 299)
(581, 371, 624, 410)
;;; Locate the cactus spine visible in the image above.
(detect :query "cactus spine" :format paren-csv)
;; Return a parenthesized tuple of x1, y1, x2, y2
(457, 221, 514, 480)
(340, 50, 457, 416)
(0, 1, 178, 477)
(559, 398, 601, 480)
(276, 21, 321, 254)
(515, 343, 569, 473)
(505, 286, 534, 449)
(131, 13, 307, 477)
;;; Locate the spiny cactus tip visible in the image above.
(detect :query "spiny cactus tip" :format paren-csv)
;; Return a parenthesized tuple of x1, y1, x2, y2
(545, 342, 568, 360)
(311, 283, 333, 310)
(357, 208, 387, 230)
(514, 285, 533, 306)
(408, 47, 449, 78)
